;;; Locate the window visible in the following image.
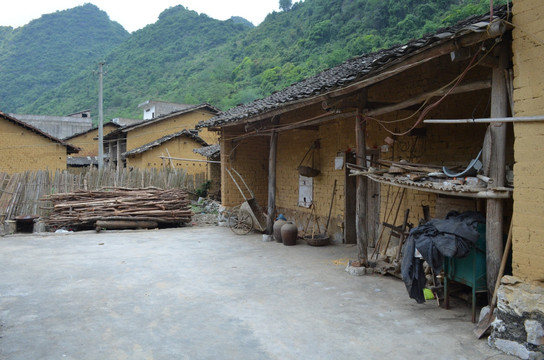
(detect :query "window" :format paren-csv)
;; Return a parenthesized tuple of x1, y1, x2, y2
(298, 175, 313, 208)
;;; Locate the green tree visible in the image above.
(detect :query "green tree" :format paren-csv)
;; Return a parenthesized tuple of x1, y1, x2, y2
(279, 0, 292, 12)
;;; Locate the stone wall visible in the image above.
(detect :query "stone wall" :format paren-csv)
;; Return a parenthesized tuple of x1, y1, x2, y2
(489, 276, 544, 359)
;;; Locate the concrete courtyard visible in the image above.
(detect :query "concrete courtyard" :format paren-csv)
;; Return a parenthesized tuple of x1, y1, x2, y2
(0, 226, 515, 359)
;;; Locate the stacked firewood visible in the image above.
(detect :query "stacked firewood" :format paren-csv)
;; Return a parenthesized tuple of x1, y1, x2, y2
(42, 187, 192, 230)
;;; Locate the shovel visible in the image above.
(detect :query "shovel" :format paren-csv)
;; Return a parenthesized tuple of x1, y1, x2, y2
(473, 220, 513, 338)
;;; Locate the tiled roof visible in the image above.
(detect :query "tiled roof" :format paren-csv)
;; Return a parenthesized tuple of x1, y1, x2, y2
(198, 5, 509, 129)
(63, 122, 120, 141)
(104, 103, 220, 141)
(0, 111, 80, 154)
(193, 144, 220, 158)
(123, 130, 208, 157)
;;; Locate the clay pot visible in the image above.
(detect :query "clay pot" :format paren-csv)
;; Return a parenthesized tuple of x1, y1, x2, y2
(281, 222, 298, 246)
(273, 219, 287, 242)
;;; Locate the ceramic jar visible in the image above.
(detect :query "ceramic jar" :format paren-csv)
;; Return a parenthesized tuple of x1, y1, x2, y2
(281, 222, 298, 246)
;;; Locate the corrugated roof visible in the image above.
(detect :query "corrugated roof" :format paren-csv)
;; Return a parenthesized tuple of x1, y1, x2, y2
(123, 130, 209, 157)
(0, 111, 80, 154)
(198, 5, 510, 129)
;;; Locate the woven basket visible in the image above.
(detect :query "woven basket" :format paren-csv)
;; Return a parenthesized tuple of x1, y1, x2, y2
(304, 234, 330, 246)
(297, 166, 320, 177)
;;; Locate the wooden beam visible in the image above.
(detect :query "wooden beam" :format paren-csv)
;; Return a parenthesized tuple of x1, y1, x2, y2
(356, 92, 369, 265)
(485, 44, 509, 299)
(266, 119, 279, 235)
(367, 79, 491, 117)
(275, 111, 356, 132)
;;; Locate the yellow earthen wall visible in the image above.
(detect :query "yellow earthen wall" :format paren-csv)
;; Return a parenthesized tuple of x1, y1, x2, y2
(275, 116, 356, 235)
(126, 111, 217, 151)
(220, 134, 270, 208)
(511, 0, 544, 281)
(126, 136, 208, 190)
(66, 123, 118, 157)
(0, 119, 67, 173)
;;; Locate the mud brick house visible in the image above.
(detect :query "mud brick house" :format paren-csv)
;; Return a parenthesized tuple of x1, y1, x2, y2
(103, 103, 219, 169)
(63, 122, 120, 169)
(0, 111, 79, 173)
(9, 110, 93, 139)
(138, 100, 194, 121)
(199, 3, 543, 357)
(103, 103, 220, 190)
(124, 129, 211, 190)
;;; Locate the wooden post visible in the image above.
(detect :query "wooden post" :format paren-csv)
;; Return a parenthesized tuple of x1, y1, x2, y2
(485, 44, 509, 298)
(116, 139, 121, 171)
(356, 109, 368, 265)
(266, 129, 278, 235)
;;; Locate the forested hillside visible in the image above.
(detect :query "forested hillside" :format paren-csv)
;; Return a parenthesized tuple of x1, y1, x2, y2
(0, 0, 507, 120)
(0, 4, 129, 113)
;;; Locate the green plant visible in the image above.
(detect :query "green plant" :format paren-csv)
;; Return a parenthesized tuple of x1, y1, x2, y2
(195, 180, 212, 198)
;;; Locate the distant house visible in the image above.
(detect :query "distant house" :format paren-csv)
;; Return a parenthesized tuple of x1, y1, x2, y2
(0, 111, 79, 174)
(9, 110, 93, 139)
(138, 100, 194, 120)
(63, 122, 120, 169)
(124, 130, 211, 190)
(104, 103, 220, 171)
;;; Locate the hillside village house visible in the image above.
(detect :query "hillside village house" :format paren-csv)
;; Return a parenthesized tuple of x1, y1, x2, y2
(63, 122, 120, 169)
(9, 110, 93, 139)
(199, 2, 543, 357)
(138, 100, 195, 120)
(0, 111, 79, 174)
(104, 103, 220, 190)
(124, 129, 211, 190)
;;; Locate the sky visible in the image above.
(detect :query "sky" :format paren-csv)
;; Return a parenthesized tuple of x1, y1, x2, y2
(0, 0, 294, 32)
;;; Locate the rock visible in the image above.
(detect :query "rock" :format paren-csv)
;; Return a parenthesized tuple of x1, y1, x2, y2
(345, 260, 369, 276)
(262, 234, 273, 242)
(488, 338, 541, 360)
(526, 320, 544, 346)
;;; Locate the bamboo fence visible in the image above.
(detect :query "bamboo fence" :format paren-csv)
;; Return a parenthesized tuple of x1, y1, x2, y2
(0, 167, 194, 222)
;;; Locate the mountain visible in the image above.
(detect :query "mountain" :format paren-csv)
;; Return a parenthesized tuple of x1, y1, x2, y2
(0, 4, 129, 114)
(0, 0, 507, 121)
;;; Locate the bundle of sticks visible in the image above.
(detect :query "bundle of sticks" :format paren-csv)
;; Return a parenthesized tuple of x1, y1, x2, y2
(42, 187, 192, 229)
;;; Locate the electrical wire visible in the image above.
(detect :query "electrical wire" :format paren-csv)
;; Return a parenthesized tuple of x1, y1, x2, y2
(367, 36, 500, 136)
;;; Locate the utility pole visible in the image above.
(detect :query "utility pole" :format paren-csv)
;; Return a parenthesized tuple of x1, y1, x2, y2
(98, 62, 105, 170)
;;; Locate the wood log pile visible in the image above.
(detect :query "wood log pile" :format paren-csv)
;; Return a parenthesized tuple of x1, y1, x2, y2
(42, 187, 193, 230)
